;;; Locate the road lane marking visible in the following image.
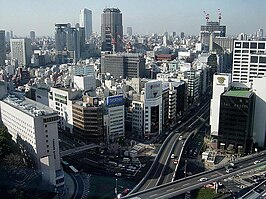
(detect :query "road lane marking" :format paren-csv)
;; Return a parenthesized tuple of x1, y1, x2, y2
(149, 194, 158, 198)
(182, 183, 190, 187)
(211, 174, 218, 177)
(167, 188, 174, 192)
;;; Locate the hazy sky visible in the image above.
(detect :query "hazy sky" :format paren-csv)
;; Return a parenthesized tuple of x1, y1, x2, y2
(0, 0, 265, 37)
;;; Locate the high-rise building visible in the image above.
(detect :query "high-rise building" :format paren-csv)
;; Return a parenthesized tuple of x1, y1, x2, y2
(104, 95, 125, 144)
(200, 21, 226, 49)
(30, 31, 35, 42)
(101, 52, 145, 78)
(232, 40, 266, 84)
(10, 38, 32, 66)
(55, 23, 85, 63)
(217, 89, 255, 154)
(1, 94, 64, 190)
(127, 27, 132, 36)
(101, 8, 123, 52)
(73, 97, 104, 144)
(80, 8, 92, 40)
(0, 30, 6, 65)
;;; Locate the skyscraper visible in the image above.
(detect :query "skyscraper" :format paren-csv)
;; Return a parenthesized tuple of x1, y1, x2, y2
(200, 21, 226, 50)
(79, 8, 92, 40)
(10, 38, 32, 66)
(0, 30, 6, 65)
(30, 30, 35, 42)
(55, 23, 85, 63)
(101, 8, 123, 52)
(127, 27, 132, 36)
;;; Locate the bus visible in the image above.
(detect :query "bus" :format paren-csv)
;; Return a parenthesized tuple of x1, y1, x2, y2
(69, 165, 79, 175)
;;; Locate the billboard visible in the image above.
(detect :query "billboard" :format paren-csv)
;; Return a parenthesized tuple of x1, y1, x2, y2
(106, 95, 124, 107)
(145, 80, 162, 99)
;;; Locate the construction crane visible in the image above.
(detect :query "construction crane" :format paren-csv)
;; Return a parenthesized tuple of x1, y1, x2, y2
(203, 11, 209, 23)
(218, 9, 222, 24)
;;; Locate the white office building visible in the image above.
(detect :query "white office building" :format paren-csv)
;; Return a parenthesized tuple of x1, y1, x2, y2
(143, 80, 163, 138)
(104, 95, 125, 143)
(210, 73, 232, 136)
(252, 77, 266, 147)
(232, 40, 266, 85)
(10, 38, 32, 66)
(80, 8, 92, 40)
(0, 94, 64, 189)
(49, 87, 81, 134)
(74, 75, 96, 91)
(131, 95, 144, 138)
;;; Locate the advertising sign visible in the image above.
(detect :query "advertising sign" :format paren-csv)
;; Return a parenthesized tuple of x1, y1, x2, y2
(145, 80, 162, 99)
(106, 95, 124, 107)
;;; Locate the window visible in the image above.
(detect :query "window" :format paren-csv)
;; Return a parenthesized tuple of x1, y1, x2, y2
(243, 42, 249, 48)
(259, 57, 266, 64)
(47, 150, 49, 153)
(250, 42, 257, 49)
(258, 43, 265, 49)
(47, 145, 49, 148)
(251, 56, 258, 63)
(235, 42, 241, 48)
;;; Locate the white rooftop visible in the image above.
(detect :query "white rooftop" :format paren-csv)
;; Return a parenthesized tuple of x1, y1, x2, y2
(3, 94, 56, 117)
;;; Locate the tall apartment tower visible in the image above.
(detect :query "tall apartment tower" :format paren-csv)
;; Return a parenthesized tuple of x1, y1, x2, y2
(0, 30, 6, 65)
(101, 8, 123, 52)
(232, 40, 266, 85)
(10, 38, 32, 66)
(80, 8, 92, 40)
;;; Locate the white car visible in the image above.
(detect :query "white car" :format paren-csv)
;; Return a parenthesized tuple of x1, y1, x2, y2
(199, 177, 208, 182)
(254, 160, 260, 165)
(171, 154, 175, 159)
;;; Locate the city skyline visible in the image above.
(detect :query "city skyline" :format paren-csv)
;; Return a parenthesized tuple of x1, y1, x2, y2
(1, 0, 266, 37)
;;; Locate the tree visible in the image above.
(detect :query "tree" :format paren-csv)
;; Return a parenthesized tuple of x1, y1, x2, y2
(0, 127, 13, 159)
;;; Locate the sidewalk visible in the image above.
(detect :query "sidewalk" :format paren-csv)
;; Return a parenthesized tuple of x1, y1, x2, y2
(63, 172, 75, 199)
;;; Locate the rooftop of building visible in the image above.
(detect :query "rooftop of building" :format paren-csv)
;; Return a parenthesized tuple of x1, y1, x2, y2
(3, 94, 56, 117)
(103, 8, 121, 13)
(223, 89, 253, 98)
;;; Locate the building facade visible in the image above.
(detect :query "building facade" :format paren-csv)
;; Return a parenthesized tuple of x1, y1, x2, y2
(232, 40, 266, 84)
(104, 95, 125, 144)
(72, 97, 103, 144)
(0, 94, 64, 189)
(0, 30, 6, 66)
(101, 53, 145, 78)
(101, 8, 123, 52)
(10, 38, 32, 66)
(217, 89, 255, 154)
(80, 8, 92, 40)
(143, 80, 163, 138)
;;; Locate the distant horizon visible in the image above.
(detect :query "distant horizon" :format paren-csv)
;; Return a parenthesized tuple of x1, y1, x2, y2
(1, 0, 265, 37)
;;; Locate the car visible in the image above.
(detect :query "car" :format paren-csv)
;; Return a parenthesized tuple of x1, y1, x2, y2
(173, 159, 178, 164)
(226, 168, 233, 173)
(199, 177, 208, 182)
(179, 136, 183, 140)
(171, 154, 175, 159)
(254, 160, 260, 164)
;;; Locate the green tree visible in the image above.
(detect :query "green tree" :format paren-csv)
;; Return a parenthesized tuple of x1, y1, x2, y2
(0, 127, 13, 159)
